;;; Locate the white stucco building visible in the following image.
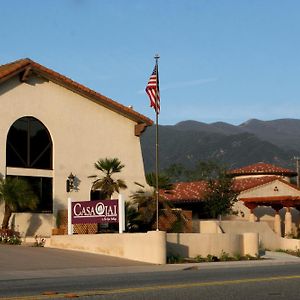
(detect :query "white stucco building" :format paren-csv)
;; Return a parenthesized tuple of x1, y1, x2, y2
(0, 58, 152, 236)
(161, 162, 300, 237)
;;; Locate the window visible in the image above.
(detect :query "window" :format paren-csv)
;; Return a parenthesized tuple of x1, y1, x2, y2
(7, 176, 53, 213)
(6, 117, 52, 169)
(6, 117, 53, 213)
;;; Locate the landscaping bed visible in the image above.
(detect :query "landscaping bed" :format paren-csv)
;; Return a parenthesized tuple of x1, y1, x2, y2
(167, 250, 261, 264)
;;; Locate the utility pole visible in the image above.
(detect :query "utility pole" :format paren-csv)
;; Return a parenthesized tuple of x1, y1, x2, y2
(294, 157, 300, 187)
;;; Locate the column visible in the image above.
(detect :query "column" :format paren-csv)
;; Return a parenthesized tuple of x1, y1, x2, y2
(249, 210, 256, 222)
(284, 207, 292, 237)
(244, 203, 257, 222)
(274, 212, 282, 236)
(271, 205, 283, 237)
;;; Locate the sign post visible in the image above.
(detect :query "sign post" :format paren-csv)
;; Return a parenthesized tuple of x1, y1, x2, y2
(118, 194, 125, 233)
(67, 197, 73, 235)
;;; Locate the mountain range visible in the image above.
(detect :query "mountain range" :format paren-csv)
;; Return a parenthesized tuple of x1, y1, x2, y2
(141, 118, 300, 173)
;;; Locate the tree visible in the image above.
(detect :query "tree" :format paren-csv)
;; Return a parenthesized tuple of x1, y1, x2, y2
(203, 169, 238, 219)
(186, 160, 224, 181)
(163, 163, 186, 182)
(162, 160, 225, 182)
(130, 173, 174, 231)
(89, 158, 127, 199)
(0, 177, 38, 229)
(144, 172, 173, 191)
(129, 173, 186, 232)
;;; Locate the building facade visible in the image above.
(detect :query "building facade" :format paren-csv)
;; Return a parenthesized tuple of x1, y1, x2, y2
(0, 59, 152, 236)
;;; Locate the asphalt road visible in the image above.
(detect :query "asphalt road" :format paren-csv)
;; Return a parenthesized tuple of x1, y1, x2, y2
(1, 245, 300, 299)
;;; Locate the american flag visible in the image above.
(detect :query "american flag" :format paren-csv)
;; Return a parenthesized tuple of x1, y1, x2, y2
(145, 64, 160, 114)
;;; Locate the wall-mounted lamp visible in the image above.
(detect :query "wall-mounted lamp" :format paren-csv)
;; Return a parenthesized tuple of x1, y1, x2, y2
(66, 173, 75, 192)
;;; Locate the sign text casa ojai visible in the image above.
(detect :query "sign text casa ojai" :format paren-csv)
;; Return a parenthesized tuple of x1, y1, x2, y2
(71, 200, 118, 224)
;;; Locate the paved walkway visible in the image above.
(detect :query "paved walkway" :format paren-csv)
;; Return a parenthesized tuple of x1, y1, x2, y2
(0, 245, 299, 281)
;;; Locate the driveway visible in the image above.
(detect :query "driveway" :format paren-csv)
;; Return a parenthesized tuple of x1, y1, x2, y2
(0, 244, 149, 280)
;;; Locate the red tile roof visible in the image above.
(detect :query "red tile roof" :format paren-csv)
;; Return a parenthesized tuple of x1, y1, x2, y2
(228, 162, 297, 177)
(233, 176, 281, 192)
(160, 181, 208, 203)
(161, 176, 298, 203)
(0, 58, 153, 126)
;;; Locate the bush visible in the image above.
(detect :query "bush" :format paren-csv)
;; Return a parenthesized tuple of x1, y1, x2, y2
(233, 253, 242, 261)
(194, 255, 206, 263)
(33, 235, 46, 247)
(276, 248, 300, 257)
(219, 250, 231, 261)
(0, 229, 22, 245)
(206, 254, 219, 262)
(167, 253, 185, 264)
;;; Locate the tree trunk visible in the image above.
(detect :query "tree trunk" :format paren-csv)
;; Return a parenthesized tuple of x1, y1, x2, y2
(2, 203, 12, 229)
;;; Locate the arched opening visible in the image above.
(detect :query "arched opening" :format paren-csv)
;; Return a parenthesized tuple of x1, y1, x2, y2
(6, 117, 53, 213)
(6, 116, 52, 169)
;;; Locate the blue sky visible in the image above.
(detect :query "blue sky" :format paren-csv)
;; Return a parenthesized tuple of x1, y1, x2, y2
(1, 0, 300, 125)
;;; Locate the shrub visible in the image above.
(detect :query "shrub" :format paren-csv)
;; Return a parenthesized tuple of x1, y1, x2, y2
(276, 248, 300, 257)
(194, 255, 206, 263)
(0, 229, 22, 245)
(219, 250, 231, 261)
(33, 235, 46, 247)
(233, 253, 242, 261)
(206, 254, 219, 262)
(167, 253, 184, 264)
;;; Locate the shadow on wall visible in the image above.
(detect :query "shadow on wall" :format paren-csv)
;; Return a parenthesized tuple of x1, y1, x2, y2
(167, 241, 189, 258)
(26, 214, 42, 236)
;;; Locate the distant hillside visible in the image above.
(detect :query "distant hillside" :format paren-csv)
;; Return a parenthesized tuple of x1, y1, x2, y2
(239, 118, 300, 151)
(141, 118, 300, 173)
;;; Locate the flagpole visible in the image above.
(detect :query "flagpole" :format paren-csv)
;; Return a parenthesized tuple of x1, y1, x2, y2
(154, 54, 160, 231)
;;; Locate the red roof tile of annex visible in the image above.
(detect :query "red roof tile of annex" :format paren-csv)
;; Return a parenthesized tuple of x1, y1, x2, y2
(0, 58, 153, 126)
(160, 181, 208, 203)
(228, 162, 297, 177)
(160, 176, 298, 203)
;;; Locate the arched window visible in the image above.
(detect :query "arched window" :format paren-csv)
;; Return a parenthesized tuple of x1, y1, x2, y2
(6, 117, 52, 169)
(6, 117, 53, 213)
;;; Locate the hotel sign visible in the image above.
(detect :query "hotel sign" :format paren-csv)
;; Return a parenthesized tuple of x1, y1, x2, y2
(71, 200, 118, 224)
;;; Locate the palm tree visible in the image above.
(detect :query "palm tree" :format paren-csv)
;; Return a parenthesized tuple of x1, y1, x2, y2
(0, 177, 38, 229)
(89, 158, 127, 199)
(145, 172, 173, 191)
(129, 173, 179, 232)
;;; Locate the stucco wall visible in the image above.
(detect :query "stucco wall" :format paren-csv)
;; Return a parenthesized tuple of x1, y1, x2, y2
(49, 231, 166, 264)
(220, 220, 300, 251)
(167, 232, 258, 258)
(0, 76, 149, 235)
(192, 220, 223, 233)
(49, 229, 258, 263)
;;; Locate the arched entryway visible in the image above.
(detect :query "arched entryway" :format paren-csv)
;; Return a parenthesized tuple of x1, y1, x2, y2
(6, 116, 53, 212)
(241, 196, 300, 237)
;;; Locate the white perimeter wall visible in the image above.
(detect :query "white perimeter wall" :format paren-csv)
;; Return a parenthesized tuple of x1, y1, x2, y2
(49, 231, 166, 264)
(167, 232, 258, 258)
